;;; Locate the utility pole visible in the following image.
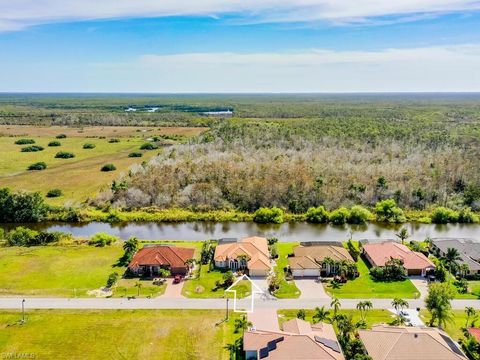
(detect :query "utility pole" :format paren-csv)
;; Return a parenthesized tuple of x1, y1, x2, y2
(21, 299, 25, 323)
(226, 298, 229, 321)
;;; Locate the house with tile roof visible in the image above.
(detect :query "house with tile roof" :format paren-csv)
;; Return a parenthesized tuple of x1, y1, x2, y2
(214, 236, 272, 277)
(288, 245, 354, 277)
(431, 238, 480, 275)
(362, 241, 435, 276)
(358, 325, 467, 360)
(244, 318, 344, 360)
(128, 245, 195, 276)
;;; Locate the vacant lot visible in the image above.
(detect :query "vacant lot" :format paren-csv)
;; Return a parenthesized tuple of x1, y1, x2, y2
(0, 309, 240, 360)
(324, 256, 420, 299)
(0, 126, 203, 205)
(0, 245, 123, 297)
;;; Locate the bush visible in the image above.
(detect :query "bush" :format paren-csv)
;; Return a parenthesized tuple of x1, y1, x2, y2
(128, 152, 143, 158)
(329, 207, 350, 225)
(108, 138, 120, 143)
(55, 151, 75, 159)
(27, 162, 47, 171)
(48, 141, 61, 147)
(458, 207, 479, 223)
(106, 272, 119, 288)
(83, 143, 96, 149)
(56, 134, 67, 139)
(46, 189, 63, 198)
(101, 164, 117, 172)
(431, 207, 459, 224)
(140, 142, 158, 150)
(15, 139, 35, 145)
(21, 145, 44, 152)
(375, 199, 406, 223)
(253, 207, 284, 223)
(348, 205, 372, 224)
(88, 232, 118, 247)
(305, 206, 329, 223)
(6, 227, 39, 246)
(370, 258, 407, 281)
(0, 188, 48, 222)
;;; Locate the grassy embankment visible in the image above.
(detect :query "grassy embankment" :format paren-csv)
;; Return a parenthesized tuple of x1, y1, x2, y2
(0, 309, 241, 360)
(0, 125, 204, 205)
(0, 241, 202, 297)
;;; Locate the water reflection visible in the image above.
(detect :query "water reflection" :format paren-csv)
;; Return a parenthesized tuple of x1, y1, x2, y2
(1, 221, 479, 242)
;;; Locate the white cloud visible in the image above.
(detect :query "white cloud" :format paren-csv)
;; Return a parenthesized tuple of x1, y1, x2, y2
(2, 44, 479, 92)
(0, 0, 480, 31)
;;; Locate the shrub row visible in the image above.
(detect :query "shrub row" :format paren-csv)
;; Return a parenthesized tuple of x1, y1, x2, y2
(21, 145, 44, 152)
(5, 226, 71, 246)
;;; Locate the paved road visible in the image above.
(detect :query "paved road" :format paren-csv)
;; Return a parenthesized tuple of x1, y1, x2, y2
(1, 297, 479, 310)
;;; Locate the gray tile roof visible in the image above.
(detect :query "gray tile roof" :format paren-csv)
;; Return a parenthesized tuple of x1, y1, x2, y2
(432, 238, 480, 271)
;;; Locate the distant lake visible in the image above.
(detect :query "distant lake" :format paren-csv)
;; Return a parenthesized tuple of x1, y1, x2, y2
(2, 221, 479, 242)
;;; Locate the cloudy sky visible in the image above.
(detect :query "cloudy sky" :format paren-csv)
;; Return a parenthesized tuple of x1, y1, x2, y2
(0, 0, 480, 92)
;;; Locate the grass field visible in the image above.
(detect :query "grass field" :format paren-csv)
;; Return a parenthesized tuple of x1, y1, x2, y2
(278, 309, 394, 329)
(324, 256, 420, 299)
(0, 309, 240, 360)
(0, 245, 124, 297)
(0, 125, 204, 205)
(274, 243, 301, 299)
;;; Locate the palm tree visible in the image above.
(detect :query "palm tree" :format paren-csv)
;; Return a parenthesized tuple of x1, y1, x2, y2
(313, 306, 330, 324)
(356, 301, 373, 322)
(234, 315, 252, 334)
(322, 257, 336, 276)
(331, 297, 341, 321)
(442, 248, 461, 276)
(184, 258, 196, 271)
(459, 264, 470, 279)
(391, 298, 409, 320)
(395, 227, 409, 245)
(465, 307, 476, 328)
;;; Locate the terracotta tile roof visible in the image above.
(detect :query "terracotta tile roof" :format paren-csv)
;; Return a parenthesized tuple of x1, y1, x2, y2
(358, 325, 467, 360)
(467, 328, 480, 342)
(288, 255, 321, 270)
(128, 245, 195, 269)
(362, 242, 435, 270)
(244, 319, 343, 360)
(214, 236, 271, 271)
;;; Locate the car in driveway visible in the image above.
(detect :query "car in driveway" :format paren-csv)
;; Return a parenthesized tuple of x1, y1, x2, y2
(173, 275, 183, 284)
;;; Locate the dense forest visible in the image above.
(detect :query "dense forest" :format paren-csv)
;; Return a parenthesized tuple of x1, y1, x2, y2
(73, 93, 480, 213)
(2, 93, 480, 214)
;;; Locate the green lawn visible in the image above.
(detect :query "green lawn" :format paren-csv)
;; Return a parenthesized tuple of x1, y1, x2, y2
(182, 265, 251, 299)
(0, 310, 241, 360)
(453, 281, 480, 299)
(112, 278, 166, 298)
(0, 245, 123, 297)
(419, 310, 474, 340)
(278, 309, 394, 329)
(273, 243, 301, 299)
(325, 256, 420, 299)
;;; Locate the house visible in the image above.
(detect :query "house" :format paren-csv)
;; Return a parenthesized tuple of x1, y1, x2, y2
(214, 236, 272, 277)
(244, 318, 344, 360)
(358, 325, 467, 360)
(288, 245, 354, 277)
(127, 245, 195, 276)
(431, 238, 480, 275)
(362, 241, 435, 276)
(467, 328, 480, 343)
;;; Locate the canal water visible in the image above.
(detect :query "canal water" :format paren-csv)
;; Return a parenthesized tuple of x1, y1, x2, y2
(2, 221, 479, 242)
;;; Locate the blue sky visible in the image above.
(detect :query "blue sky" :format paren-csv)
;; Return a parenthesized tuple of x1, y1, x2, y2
(1, 1, 480, 92)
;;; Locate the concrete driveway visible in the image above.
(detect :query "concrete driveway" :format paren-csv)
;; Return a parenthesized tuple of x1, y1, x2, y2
(294, 278, 330, 299)
(159, 278, 185, 299)
(409, 276, 429, 299)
